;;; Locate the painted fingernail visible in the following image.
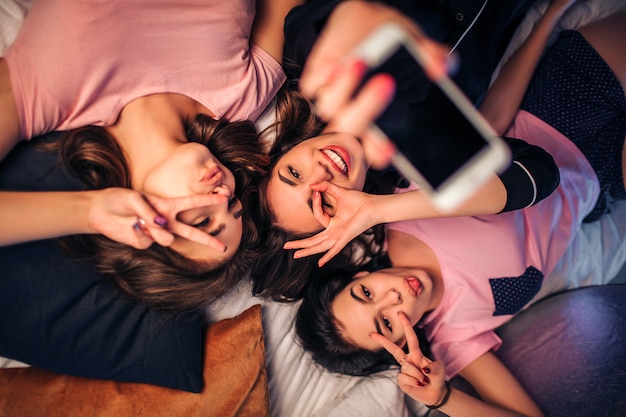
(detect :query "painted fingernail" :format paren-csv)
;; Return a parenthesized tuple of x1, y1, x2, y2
(416, 380, 425, 387)
(136, 217, 146, 226)
(351, 58, 367, 78)
(223, 245, 228, 253)
(154, 215, 168, 227)
(423, 367, 431, 374)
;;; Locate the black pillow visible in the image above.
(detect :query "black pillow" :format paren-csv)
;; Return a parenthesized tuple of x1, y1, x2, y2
(0, 133, 205, 392)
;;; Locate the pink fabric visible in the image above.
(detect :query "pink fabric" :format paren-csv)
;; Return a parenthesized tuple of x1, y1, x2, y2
(388, 110, 600, 378)
(3, 0, 286, 140)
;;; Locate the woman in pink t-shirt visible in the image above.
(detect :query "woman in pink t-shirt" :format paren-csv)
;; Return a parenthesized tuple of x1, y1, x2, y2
(294, 7, 626, 417)
(0, 0, 302, 311)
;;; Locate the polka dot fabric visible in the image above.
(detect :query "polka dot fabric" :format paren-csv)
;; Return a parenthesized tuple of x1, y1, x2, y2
(521, 30, 626, 222)
(490, 266, 544, 316)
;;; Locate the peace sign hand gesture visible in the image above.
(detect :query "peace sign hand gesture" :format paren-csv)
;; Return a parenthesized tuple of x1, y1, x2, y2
(370, 312, 449, 407)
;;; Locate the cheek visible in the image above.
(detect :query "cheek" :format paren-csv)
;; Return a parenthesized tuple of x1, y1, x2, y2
(143, 165, 189, 197)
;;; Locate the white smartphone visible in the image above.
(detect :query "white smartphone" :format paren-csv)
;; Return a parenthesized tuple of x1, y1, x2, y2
(352, 23, 511, 211)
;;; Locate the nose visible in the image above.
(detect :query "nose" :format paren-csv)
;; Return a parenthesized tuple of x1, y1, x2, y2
(310, 162, 333, 183)
(378, 290, 401, 309)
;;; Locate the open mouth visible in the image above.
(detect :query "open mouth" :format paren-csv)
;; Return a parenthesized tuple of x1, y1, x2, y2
(405, 276, 423, 297)
(321, 147, 349, 176)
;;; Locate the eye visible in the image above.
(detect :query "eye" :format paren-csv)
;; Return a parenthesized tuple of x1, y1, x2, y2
(288, 165, 302, 180)
(382, 316, 392, 332)
(192, 218, 210, 228)
(360, 285, 372, 299)
(320, 192, 333, 209)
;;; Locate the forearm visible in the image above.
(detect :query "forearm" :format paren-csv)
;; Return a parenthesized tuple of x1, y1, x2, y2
(370, 176, 506, 224)
(480, 3, 571, 135)
(438, 388, 540, 417)
(0, 191, 93, 246)
(252, 0, 306, 64)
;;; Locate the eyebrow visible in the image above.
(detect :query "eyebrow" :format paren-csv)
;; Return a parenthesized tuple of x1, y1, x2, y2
(350, 287, 383, 336)
(207, 207, 243, 237)
(208, 223, 225, 237)
(278, 171, 315, 213)
(278, 171, 296, 186)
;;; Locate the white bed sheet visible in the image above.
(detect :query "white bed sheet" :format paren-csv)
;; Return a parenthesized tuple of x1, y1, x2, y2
(1, 1, 626, 417)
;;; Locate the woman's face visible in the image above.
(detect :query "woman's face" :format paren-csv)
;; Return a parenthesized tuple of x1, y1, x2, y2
(332, 267, 436, 351)
(266, 131, 369, 233)
(142, 142, 243, 263)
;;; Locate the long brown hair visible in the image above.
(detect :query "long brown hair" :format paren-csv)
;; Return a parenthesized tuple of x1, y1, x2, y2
(251, 85, 398, 301)
(54, 114, 269, 313)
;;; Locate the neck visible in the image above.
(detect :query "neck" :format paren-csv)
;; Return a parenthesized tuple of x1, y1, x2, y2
(106, 94, 209, 189)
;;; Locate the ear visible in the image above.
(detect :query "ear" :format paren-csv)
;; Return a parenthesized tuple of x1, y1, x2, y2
(353, 271, 369, 279)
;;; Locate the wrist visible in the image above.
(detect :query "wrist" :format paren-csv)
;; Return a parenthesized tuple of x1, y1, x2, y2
(426, 380, 451, 410)
(81, 190, 100, 234)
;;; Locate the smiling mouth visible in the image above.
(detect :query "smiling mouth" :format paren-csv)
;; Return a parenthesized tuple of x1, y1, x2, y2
(321, 148, 349, 176)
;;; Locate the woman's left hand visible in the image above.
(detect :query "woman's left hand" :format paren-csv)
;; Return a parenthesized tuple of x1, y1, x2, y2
(283, 181, 378, 266)
(371, 312, 449, 407)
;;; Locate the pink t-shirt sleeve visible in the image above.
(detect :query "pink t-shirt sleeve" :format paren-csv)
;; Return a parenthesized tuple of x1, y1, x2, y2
(4, 0, 285, 139)
(434, 332, 502, 379)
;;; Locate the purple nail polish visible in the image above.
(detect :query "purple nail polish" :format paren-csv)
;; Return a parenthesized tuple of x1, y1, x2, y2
(222, 245, 228, 253)
(423, 367, 431, 374)
(154, 215, 168, 227)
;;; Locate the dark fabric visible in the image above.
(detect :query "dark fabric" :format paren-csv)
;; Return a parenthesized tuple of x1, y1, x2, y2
(499, 137, 560, 212)
(284, 0, 536, 104)
(495, 285, 626, 417)
(0, 134, 205, 393)
(521, 30, 626, 222)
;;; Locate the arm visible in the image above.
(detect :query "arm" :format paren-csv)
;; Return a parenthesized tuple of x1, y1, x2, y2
(479, 0, 577, 135)
(373, 314, 544, 417)
(457, 351, 545, 417)
(251, 0, 306, 64)
(0, 189, 230, 251)
(284, 135, 559, 264)
(283, 178, 504, 265)
(0, 58, 22, 161)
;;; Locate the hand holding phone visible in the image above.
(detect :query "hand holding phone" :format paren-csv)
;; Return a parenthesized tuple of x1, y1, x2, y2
(352, 23, 511, 211)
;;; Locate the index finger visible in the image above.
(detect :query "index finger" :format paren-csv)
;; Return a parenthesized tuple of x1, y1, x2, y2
(170, 193, 229, 212)
(369, 332, 406, 364)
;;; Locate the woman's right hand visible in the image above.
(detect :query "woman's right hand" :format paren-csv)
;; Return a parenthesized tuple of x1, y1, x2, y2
(88, 188, 228, 251)
(371, 312, 449, 407)
(299, 1, 451, 169)
(283, 181, 379, 266)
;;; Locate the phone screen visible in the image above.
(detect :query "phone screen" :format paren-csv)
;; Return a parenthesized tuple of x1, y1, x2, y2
(371, 45, 493, 190)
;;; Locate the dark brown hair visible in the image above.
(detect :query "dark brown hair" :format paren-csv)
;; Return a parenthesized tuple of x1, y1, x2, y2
(251, 86, 402, 301)
(54, 114, 269, 313)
